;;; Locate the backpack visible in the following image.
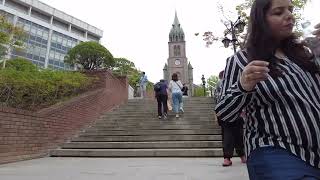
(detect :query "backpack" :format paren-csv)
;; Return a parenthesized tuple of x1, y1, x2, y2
(154, 82, 161, 92)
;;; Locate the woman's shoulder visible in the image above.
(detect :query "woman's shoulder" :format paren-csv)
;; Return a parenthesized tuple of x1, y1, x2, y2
(226, 50, 248, 69)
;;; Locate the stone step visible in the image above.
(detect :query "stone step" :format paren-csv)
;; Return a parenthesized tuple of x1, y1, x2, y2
(107, 110, 215, 114)
(88, 124, 219, 130)
(82, 129, 222, 136)
(127, 100, 214, 103)
(98, 114, 216, 122)
(50, 148, 224, 157)
(119, 107, 214, 110)
(128, 97, 213, 103)
(122, 105, 214, 108)
(123, 102, 214, 104)
(94, 119, 217, 124)
(97, 119, 217, 123)
(94, 121, 217, 126)
(97, 118, 216, 124)
(52, 97, 223, 158)
(61, 141, 223, 149)
(100, 116, 215, 120)
(107, 110, 215, 113)
(73, 135, 222, 142)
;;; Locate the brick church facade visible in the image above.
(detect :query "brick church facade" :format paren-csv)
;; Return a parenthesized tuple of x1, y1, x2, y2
(163, 12, 194, 96)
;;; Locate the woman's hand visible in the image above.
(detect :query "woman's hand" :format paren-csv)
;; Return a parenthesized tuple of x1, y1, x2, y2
(313, 23, 320, 38)
(240, 61, 270, 92)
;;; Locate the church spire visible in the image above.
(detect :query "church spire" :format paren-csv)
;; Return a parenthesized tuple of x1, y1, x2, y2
(173, 10, 180, 26)
(169, 11, 185, 42)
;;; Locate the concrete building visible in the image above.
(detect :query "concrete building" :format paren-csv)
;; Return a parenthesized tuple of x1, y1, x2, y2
(0, 0, 103, 69)
(163, 12, 194, 96)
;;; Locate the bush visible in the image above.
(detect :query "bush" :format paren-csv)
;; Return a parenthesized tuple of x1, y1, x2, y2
(1, 58, 37, 71)
(194, 87, 208, 97)
(0, 58, 92, 110)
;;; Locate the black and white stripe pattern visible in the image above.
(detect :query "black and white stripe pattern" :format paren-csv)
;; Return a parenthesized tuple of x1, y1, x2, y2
(215, 51, 320, 168)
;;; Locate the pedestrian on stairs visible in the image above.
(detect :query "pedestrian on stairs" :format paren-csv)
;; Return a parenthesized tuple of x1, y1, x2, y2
(215, 70, 246, 167)
(154, 79, 168, 119)
(169, 73, 184, 118)
(139, 72, 148, 98)
(215, 0, 320, 179)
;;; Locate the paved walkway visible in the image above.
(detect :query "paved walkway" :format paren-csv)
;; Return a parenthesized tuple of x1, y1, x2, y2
(0, 157, 248, 180)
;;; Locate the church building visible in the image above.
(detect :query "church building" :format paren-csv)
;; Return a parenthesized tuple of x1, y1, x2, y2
(163, 12, 194, 96)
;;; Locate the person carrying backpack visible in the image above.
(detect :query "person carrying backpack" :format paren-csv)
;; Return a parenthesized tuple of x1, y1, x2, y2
(154, 79, 168, 119)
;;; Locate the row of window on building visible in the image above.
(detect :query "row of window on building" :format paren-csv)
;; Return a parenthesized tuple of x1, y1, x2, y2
(2, 0, 100, 41)
(12, 17, 79, 70)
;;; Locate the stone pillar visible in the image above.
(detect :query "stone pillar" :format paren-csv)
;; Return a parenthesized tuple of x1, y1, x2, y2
(44, 29, 53, 68)
(68, 24, 71, 32)
(13, 15, 18, 25)
(2, 0, 5, 5)
(28, 6, 32, 16)
(44, 16, 54, 68)
(85, 31, 88, 40)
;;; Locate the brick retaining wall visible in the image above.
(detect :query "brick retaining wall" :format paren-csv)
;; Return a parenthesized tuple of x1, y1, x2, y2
(0, 70, 128, 164)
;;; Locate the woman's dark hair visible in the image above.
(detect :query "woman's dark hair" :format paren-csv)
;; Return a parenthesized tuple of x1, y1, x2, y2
(245, 0, 318, 77)
(172, 73, 178, 81)
(219, 70, 224, 79)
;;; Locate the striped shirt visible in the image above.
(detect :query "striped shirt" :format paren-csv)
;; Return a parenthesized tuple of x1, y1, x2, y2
(215, 51, 320, 168)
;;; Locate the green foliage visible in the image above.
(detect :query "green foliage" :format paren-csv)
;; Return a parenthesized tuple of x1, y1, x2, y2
(0, 58, 92, 110)
(128, 70, 141, 87)
(0, 15, 27, 68)
(193, 86, 208, 97)
(111, 57, 150, 89)
(1, 58, 37, 71)
(64, 41, 115, 70)
(207, 75, 219, 90)
(113, 58, 136, 76)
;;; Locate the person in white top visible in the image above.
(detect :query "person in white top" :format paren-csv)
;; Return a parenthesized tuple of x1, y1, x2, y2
(139, 72, 148, 98)
(168, 73, 183, 118)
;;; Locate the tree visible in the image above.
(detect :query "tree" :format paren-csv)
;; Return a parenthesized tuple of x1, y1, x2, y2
(112, 57, 142, 87)
(207, 75, 219, 90)
(0, 15, 26, 69)
(128, 69, 142, 87)
(112, 58, 136, 76)
(64, 41, 114, 70)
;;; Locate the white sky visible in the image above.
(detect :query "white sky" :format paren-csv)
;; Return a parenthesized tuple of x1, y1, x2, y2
(40, 0, 319, 84)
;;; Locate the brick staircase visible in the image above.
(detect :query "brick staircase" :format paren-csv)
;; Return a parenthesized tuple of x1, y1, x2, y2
(50, 97, 223, 157)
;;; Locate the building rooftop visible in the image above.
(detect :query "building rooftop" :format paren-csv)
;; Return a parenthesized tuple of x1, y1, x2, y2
(9, 0, 103, 37)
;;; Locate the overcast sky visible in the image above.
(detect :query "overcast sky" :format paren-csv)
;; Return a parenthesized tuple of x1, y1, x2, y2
(40, 0, 319, 84)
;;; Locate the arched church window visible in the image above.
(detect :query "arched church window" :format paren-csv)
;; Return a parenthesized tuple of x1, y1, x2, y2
(174, 45, 178, 56)
(177, 45, 181, 56)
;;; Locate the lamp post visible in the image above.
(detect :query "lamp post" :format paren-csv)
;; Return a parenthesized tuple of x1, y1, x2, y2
(195, 16, 246, 53)
(221, 16, 246, 54)
(201, 75, 206, 96)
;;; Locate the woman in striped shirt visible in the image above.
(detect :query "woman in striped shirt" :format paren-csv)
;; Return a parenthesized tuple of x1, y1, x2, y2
(215, 0, 320, 179)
